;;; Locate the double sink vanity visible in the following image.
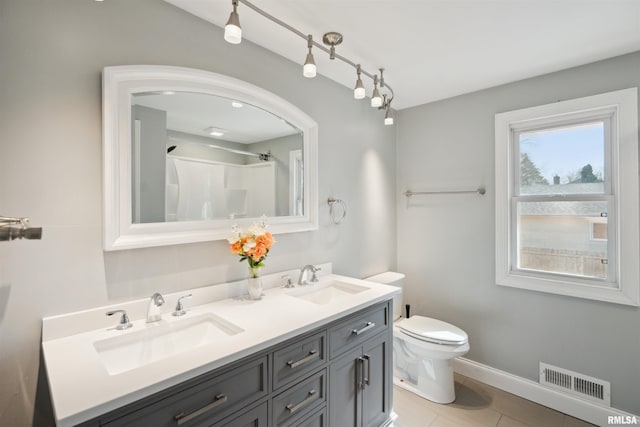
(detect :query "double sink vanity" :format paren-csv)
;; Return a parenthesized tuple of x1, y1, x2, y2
(45, 65, 401, 426)
(42, 265, 399, 426)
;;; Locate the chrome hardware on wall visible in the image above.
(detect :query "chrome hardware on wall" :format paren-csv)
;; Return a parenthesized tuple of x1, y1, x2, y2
(404, 187, 486, 197)
(327, 198, 346, 224)
(0, 215, 43, 241)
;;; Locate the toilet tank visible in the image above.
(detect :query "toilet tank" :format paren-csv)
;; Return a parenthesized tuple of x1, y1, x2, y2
(365, 272, 404, 320)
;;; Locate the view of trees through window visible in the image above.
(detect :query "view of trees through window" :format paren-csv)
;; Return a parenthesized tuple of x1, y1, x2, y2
(516, 121, 608, 280)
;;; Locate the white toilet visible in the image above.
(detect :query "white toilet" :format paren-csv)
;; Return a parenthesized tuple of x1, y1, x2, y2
(366, 272, 470, 404)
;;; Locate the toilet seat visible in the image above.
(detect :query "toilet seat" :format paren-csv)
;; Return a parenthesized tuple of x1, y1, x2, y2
(398, 316, 468, 346)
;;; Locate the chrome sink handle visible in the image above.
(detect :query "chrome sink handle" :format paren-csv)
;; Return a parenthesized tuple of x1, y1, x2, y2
(173, 294, 192, 317)
(282, 274, 295, 288)
(106, 309, 132, 330)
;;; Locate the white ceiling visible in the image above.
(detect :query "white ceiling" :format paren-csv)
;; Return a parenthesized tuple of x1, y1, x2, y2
(133, 91, 299, 143)
(165, 0, 640, 110)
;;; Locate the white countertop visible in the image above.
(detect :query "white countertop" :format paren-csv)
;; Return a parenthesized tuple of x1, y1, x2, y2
(42, 268, 399, 427)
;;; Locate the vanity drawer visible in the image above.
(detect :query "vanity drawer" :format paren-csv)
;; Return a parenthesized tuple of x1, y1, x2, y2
(272, 369, 326, 427)
(296, 406, 327, 427)
(272, 331, 326, 391)
(213, 401, 268, 427)
(328, 302, 389, 359)
(103, 356, 268, 427)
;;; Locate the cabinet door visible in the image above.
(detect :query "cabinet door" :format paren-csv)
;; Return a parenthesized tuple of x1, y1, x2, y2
(328, 346, 362, 427)
(361, 332, 391, 427)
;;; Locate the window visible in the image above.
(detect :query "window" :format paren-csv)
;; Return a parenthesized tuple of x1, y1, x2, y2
(495, 88, 639, 306)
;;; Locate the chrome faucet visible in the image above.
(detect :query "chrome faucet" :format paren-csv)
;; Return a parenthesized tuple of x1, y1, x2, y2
(147, 292, 165, 323)
(298, 264, 321, 285)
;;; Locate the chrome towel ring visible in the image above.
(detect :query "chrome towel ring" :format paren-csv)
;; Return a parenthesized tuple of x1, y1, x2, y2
(327, 198, 347, 224)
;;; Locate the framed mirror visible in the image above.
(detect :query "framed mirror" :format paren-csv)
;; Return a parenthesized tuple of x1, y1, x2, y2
(103, 65, 318, 250)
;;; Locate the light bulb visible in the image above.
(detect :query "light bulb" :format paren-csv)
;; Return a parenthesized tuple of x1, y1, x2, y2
(303, 53, 316, 78)
(371, 86, 382, 108)
(354, 78, 365, 99)
(224, 2, 242, 44)
(384, 113, 394, 126)
(303, 35, 316, 78)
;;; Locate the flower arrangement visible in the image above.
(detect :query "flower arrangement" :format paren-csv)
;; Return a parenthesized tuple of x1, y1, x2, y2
(228, 216, 275, 278)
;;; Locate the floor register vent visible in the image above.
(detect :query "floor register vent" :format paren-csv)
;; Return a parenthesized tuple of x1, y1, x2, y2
(539, 362, 610, 406)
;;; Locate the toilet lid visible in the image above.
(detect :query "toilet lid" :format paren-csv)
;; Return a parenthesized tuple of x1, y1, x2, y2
(398, 316, 468, 345)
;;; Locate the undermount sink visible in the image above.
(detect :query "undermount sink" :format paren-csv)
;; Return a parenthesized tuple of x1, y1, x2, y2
(288, 280, 369, 305)
(93, 313, 244, 375)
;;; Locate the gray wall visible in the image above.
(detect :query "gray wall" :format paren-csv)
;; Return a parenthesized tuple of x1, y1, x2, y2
(396, 51, 640, 414)
(133, 105, 167, 223)
(0, 1, 396, 425)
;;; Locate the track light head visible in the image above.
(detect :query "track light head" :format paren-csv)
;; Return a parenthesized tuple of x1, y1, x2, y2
(354, 65, 366, 99)
(384, 107, 394, 125)
(371, 75, 382, 108)
(224, 0, 242, 44)
(303, 35, 316, 78)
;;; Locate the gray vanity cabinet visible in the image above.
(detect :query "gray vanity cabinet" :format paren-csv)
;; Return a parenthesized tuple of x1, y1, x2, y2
(328, 303, 392, 427)
(77, 301, 391, 427)
(213, 401, 268, 427)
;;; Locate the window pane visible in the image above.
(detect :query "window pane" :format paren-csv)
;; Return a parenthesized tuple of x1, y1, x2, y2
(517, 200, 608, 280)
(519, 122, 605, 195)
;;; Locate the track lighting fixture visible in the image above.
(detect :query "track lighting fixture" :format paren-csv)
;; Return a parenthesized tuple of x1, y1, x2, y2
(303, 35, 317, 78)
(354, 65, 365, 100)
(384, 106, 394, 126)
(371, 75, 382, 108)
(222, 0, 394, 124)
(224, 0, 242, 44)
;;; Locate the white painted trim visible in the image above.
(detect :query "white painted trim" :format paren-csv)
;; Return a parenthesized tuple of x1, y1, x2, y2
(102, 65, 319, 251)
(453, 357, 638, 426)
(495, 87, 639, 306)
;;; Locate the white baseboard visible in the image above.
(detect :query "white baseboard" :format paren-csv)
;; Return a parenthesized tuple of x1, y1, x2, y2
(453, 357, 638, 426)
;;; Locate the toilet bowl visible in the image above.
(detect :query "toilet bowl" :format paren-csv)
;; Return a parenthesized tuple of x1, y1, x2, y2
(365, 272, 470, 404)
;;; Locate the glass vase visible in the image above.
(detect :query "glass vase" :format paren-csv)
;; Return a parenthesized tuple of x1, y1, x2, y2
(247, 266, 263, 300)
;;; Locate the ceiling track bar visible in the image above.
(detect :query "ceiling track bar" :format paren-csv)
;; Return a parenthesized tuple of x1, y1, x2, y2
(238, 0, 394, 101)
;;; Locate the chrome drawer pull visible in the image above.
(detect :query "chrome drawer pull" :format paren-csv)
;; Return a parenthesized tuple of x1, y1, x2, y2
(174, 393, 227, 425)
(351, 321, 375, 336)
(285, 389, 317, 414)
(287, 349, 319, 369)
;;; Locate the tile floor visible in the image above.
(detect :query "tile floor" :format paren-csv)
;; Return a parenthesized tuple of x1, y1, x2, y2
(392, 374, 597, 427)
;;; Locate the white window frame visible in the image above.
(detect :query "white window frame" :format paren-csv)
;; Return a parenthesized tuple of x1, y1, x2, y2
(495, 88, 639, 306)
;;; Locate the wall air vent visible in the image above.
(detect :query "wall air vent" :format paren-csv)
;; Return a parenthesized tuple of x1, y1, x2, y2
(540, 362, 610, 406)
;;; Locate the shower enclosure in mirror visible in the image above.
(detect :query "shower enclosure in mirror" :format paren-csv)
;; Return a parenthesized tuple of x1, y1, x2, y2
(103, 66, 318, 250)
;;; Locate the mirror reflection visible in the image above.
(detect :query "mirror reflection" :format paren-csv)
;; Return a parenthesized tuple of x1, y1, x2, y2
(131, 91, 304, 223)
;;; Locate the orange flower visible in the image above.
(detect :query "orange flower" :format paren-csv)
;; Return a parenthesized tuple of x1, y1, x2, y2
(256, 233, 274, 250)
(230, 240, 242, 255)
(251, 245, 267, 261)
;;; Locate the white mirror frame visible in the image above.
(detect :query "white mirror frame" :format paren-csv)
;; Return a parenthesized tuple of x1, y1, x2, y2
(103, 65, 318, 251)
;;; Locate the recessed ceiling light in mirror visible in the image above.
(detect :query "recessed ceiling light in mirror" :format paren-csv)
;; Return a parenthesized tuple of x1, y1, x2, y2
(231, 101, 243, 108)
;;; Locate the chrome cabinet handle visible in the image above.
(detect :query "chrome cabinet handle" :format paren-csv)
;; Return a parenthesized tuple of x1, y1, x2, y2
(352, 321, 375, 336)
(357, 357, 366, 389)
(362, 354, 371, 387)
(174, 393, 227, 425)
(285, 389, 317, 413)
(287, 349, 319, 369)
